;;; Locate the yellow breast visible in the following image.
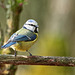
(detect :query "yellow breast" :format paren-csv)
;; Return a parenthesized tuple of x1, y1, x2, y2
(11, 35, 38, 52)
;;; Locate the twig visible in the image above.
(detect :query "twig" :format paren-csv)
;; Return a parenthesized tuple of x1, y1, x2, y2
(0, 55, 75, 67)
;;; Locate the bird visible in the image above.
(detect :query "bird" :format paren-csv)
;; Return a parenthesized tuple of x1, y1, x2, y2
(1, 19, 39, 57)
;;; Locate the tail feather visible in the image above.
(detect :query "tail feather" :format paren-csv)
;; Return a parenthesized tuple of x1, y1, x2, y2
(1, 42, 16, 48)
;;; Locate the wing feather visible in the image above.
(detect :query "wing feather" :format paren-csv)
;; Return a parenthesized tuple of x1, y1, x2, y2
(8, 30, 37, 42)
(12, 34, 37, 41)
(1, 28, 37, 49)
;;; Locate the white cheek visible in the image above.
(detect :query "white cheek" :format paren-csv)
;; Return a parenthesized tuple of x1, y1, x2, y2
(24, 25, 35, 32)
(27, 25, 33, 30)
(27, 26, 35, 31)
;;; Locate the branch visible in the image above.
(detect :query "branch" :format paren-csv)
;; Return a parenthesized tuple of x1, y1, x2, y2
(0, 54, 75, 67)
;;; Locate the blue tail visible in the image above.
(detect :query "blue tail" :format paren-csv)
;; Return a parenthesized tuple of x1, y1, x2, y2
(1, 42, 16, 48)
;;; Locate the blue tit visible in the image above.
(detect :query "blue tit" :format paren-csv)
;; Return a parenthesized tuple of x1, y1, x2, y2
(1, 19, 39, 56)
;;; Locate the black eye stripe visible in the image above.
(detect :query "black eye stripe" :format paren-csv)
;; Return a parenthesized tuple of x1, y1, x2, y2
(28, 24, 36, 27)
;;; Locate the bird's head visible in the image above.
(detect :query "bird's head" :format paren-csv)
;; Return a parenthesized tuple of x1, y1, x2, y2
(23, 19, 39, 33)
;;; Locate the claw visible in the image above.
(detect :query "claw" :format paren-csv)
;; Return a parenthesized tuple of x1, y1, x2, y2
(26, 50, 32, 56)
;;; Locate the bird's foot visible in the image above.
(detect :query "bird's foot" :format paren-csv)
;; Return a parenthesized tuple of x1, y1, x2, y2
(26, 50, 32, 56)
(14, 50, 17, 57)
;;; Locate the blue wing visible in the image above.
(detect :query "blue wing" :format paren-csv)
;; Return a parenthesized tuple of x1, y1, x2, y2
(1, 42, 16, 48)
(9, 33, 37, 42)
(12, 34, 37, 41)
(1, 32, 37, 48)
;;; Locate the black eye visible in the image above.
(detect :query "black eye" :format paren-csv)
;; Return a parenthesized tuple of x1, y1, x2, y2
(29, 24, 36, 27)
(29, 24, 34, 26)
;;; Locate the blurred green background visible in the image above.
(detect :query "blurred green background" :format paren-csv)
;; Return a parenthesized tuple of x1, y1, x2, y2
(0, 0, 75, 75)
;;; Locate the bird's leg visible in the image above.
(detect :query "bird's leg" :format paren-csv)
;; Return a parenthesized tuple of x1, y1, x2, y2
(26, 50, 32, 56)
(14, 49, 17, 57)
